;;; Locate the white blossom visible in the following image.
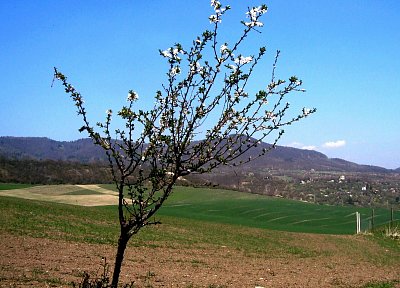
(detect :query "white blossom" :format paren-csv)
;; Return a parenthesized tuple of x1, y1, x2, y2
(161, 47, 181, 61)
(196, 62, 204, 72)
(246, 6, 267, 20)
(106, 109, 112, 116)
(209, 14, 221, 23)
(244, 5, 267, 27)
(102, 139, 110, 149)
(234, 88, 248, 99)
(244, 21, 263, 27)
(127, 90, 139, 101)
(161, 50, 172, 58)
(170, 66, 181, 77)
(190, 61, 204, 74)
(228, 64, 237, 72)
(302, 108, 311, 116)
(215, 7, 227, 14)
(237, 115, 247, 124)
(220, 44, 230, 55)
(172, 48, 180, 55)
(234, 56, 253, 65)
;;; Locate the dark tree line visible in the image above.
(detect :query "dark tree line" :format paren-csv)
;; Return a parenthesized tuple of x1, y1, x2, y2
(0, 157, 112, 184)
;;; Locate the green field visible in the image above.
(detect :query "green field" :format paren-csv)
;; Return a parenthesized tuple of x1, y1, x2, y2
(0, 183, 397, 235)
(0, 194, 310, 256)
(158, 186, 397, 235)
(0, 183, 35, 190)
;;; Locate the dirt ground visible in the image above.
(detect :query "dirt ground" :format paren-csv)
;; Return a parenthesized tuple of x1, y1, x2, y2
(1, 232, 399, 288)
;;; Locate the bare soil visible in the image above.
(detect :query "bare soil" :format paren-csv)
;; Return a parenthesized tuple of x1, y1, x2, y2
(1, 232, 399, 288)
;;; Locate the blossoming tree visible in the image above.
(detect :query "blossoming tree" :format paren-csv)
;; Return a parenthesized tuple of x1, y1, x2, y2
(54, 1, 315, 287)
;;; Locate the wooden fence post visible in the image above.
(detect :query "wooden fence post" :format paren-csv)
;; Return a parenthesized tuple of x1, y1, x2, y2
(391, 207, 394, 227)
(371, 209, 375, 230)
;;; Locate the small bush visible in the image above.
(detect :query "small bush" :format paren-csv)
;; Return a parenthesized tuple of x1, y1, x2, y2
(71, 258, 134, 288)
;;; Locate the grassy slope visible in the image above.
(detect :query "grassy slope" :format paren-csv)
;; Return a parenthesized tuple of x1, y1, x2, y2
(0, 195, 307, 257)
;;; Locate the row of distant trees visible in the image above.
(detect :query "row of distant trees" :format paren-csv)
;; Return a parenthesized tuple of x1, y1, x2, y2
(0, 157, 112, 184)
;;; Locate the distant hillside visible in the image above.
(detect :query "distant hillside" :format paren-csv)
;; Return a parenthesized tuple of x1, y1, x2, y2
(0, 137, 106, 163)
(0, 136, 391, 173)
(212, 138, 389, 173)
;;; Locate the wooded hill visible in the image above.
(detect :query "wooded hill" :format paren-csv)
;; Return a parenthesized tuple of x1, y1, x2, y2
(0, 136, 393, 173)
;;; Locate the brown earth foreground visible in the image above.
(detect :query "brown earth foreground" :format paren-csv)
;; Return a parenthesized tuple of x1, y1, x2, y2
(1, 232, 399, 288)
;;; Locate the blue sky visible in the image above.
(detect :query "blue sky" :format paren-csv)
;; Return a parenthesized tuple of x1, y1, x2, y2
(1, 1, 399, 169)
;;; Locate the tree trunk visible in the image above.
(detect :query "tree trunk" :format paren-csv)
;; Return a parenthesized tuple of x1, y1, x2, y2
(111, 232, 129, 288)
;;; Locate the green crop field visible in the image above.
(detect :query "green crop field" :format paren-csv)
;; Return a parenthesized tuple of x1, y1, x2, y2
(0, 183, 397, 235)
(0, 195, 315, 256)
(158, 186, 397, 235)
(98, 184, 396, 235)
(0, 183, 35, 190)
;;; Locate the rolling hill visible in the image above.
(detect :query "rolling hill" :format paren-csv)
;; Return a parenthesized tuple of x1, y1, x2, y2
(0, 136, 391, 173)
(0, 137, 105, 163)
